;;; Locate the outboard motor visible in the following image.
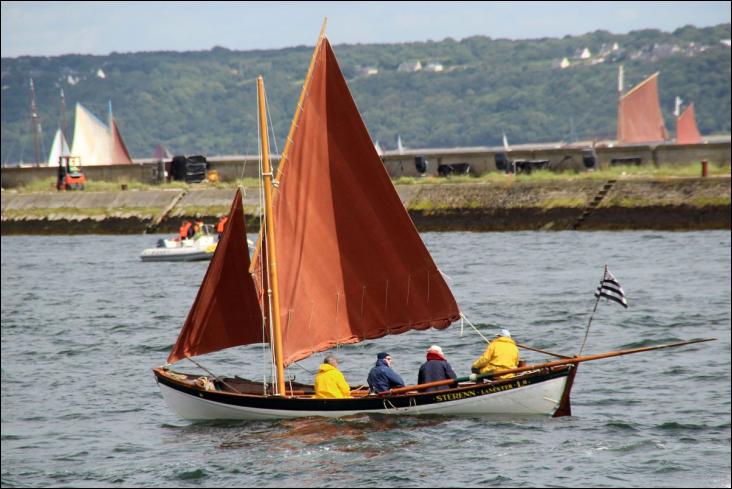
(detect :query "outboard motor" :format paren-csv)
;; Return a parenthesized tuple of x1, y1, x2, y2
(415, 155, 428, 175)
(582, 148, 597, 169)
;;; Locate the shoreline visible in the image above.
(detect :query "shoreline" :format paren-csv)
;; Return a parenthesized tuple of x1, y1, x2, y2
(2, 206, 729, 235)
(2, 177, 729, 235)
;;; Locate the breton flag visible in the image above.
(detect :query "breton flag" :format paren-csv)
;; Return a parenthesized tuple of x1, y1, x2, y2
(595, 267, 628, 308)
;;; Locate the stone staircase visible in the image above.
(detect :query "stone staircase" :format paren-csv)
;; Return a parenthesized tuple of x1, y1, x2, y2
(572, 180, 617, 230)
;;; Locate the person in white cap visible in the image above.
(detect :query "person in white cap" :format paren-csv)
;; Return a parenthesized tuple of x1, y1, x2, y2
(471, 328, 519, 379)
(417, 345, 457, 392)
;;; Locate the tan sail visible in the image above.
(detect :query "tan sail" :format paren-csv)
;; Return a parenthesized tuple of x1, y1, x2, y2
(167, 189, 264, 364)
(110, 116, 133, 164)
(617, 72, 668, 144)
(676, 103, 703, 144)
(255, 37, 461, 367)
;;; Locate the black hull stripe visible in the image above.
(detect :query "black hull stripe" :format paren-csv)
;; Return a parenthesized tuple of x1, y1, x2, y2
(154, 368, 571, 412)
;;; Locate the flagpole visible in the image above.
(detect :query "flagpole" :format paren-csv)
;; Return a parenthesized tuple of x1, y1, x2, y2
(578, 265, 607, 356)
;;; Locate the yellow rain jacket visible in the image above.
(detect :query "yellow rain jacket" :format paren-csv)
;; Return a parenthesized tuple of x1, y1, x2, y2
(313, 363, 352, 399)
(472, 336, 520, 378)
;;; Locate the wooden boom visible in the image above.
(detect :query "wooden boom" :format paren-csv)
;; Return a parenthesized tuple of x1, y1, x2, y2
(384, 338, 715, 396)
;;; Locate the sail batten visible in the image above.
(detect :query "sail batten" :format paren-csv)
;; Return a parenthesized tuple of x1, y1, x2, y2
(617, 72, 668, 144)
(262, 39, 460, 366)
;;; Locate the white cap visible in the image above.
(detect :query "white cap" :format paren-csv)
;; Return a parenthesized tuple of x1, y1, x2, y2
(497, 328, 511, 338)
(427, 345, 443, 355)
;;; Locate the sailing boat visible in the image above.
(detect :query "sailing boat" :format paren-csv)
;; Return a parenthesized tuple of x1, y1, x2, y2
(616, 66, 669, 145)
(153, 27, 709, 421)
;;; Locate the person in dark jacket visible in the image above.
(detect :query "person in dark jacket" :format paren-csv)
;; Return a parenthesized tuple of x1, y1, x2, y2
(367, 352, 405, 394)
(418, 345, 457, 392)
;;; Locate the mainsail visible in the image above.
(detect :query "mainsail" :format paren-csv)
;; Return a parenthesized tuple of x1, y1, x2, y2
(617, 72, 668, 144)
(70, 103, 133, 165)
(676, 103, 703, 144)
(167, 189, 263, 364)
(254, 38, 460, 366)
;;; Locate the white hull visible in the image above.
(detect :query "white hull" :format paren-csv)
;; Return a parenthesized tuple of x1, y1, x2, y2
(157, 376, 568, 421)
(140, 247, 214, 262)
(140, 236, 216, 262)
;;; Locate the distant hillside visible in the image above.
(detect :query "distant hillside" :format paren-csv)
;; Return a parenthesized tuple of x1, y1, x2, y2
(1, 23, 730, 164)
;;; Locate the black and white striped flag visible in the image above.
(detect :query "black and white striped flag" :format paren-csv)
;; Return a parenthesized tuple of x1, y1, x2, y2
(595, 268, 628, 308)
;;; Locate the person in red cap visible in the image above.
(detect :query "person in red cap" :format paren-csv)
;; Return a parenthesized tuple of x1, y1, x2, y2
(417, 345, 457, 392)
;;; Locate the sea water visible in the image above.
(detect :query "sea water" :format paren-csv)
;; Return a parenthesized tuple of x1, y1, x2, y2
(1, 231, 730, 487)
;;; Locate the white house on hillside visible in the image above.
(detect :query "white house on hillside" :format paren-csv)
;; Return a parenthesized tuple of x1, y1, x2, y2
(424, 62, 444, 72)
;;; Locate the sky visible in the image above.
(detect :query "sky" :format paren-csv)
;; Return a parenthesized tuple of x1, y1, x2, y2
(1, 1, 731, 58)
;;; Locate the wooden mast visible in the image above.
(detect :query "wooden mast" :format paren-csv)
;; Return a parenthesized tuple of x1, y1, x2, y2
(29, 78, 42, 166)
(257, 76, 286, 396)
(60, 89, 68, 144)
(250, 19, 327, 393)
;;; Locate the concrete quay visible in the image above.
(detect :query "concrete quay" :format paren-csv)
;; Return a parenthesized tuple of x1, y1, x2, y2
(1, 176, 729, 234)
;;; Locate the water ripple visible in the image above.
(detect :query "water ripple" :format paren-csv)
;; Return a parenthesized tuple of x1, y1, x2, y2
(2, 231, 730, 487)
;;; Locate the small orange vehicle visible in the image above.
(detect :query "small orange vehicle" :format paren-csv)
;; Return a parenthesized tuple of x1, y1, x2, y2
(57, 155, 86, 191)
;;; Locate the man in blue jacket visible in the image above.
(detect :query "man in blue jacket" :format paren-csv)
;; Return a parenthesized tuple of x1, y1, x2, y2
(367, 352, 405, 394)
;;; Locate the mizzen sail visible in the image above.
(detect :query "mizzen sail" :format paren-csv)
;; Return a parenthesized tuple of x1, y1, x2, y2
(617, 72, 668, 144)
(676, 103, 703, 144)
(167, 189, 263, 364)
(258, 38, 460, 366)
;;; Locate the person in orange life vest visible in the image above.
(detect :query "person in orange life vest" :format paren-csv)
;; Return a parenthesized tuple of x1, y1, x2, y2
(216, 215, 229, 239)
(471, 328, 519, 379)
(179, 220, 193, 240)
(313, 355, 351, 398)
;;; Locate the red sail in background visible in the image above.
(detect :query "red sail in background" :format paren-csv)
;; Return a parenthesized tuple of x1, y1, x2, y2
(258, 38, 461, 366)
(167, 189, 264, 364)
(676, 103, 703, 144)
(617, 73, 668, 144)
(110, 117, 133, 164)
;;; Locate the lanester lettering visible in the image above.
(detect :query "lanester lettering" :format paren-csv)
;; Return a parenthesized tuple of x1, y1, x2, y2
(434, 379, 529, 403)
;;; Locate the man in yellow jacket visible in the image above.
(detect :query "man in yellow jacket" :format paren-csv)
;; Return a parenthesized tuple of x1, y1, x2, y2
(471, 329, 520, 379)
(313, 355, 352, 398)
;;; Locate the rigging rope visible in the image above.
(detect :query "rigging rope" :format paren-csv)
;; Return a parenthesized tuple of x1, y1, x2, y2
(459, 313, 493, 344)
